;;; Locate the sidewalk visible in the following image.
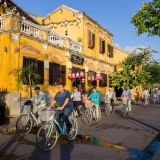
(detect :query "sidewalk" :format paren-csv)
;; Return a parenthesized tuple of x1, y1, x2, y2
(0, 116, 18, 133)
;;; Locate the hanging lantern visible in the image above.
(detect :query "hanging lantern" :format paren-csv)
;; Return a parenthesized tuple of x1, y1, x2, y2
(71, 72, 76, 79)
(80, 71, 84, 77)
(68, 72, 72, 78)
(99, 74, 102, 80)
(91, 76, 95, 81)
(88, 76, 91, 81)
(95, 76, 100, 80)
(76, 72, 80, 78)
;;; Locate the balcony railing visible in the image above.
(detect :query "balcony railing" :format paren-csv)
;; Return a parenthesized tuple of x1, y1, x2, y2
(0, 18, 3, 29)
(70, 40, 82, 52)
(21, 20, 40, 37)
(48, 32, 64, 47)
(0, 15, 82, 53)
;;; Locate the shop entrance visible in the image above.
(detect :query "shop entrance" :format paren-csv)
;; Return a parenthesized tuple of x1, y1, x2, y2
(71, 67, 85, 93)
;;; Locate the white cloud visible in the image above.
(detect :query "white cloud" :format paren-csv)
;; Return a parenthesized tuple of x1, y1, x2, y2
(123, 45, 146, 54)
(114, 43, 121, 48)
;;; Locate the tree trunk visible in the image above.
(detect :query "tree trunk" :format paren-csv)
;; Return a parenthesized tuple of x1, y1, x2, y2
(28, 75, 32, 98)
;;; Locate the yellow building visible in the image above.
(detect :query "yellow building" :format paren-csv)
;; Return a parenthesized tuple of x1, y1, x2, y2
(0, 1, 129, 98)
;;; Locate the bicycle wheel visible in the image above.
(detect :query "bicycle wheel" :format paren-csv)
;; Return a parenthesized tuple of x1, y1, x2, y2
(16, 114, 33, 136)
(66, 117, 78, 141)
(36, 124, 58, 151)
(84, 109, 92, 125)
(105, 108, 110, 116)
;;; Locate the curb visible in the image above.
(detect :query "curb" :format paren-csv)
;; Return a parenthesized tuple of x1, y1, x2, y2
(0, 125, 16, 133)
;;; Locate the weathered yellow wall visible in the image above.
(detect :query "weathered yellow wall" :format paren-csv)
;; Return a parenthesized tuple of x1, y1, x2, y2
(0, 3, 130, 98)
(114, 47, 129, 64)
(44, 8, 78, 24)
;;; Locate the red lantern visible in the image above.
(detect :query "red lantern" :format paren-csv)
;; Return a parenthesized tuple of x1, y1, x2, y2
(95, 76, 99, 80)
(80, 71, 84, 77)
(91, 76, 95, 81)
(88, 76, 91, 81)
(68, 72, 71, 78)
(71, 73, 75, 79)
(99, 75, 102, 80)
(76, 72, 80, 78)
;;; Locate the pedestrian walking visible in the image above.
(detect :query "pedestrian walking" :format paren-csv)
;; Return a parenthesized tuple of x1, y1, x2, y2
(121, 86, 132, 115)
(143, 88, 150, 107)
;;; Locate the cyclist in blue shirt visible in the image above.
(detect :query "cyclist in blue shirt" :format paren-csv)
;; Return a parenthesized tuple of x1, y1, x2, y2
(47, 83, 73, 133)
(89, 87, 100, 121)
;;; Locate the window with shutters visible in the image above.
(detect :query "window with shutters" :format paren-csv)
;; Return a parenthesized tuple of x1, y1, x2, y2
(49, 62, 66, 86)
(114, 65, 117, 72)
(108, 44, 113, 58)
(99, 38, 105, 53)
(88, 71, 97, 86)
(99, 73, 107, 87)
(23, 57, 44, 84)
(88, 30, 95, 49)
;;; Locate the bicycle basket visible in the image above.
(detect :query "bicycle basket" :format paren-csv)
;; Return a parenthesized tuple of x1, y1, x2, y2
(122, 98, 127, 105)
(85, 101, 93, 108)
(21, 105, 31, 114)
(41, 110, 55, 122)
(105, 98, 111, 104)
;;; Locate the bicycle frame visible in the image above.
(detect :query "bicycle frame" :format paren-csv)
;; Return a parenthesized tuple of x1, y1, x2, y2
(105, 103, 112, 111)
(53, 119, 66, 135)
(22, 111, 40, 126)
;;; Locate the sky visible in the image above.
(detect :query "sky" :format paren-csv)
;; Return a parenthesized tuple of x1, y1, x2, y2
(13, 0, 160, 60)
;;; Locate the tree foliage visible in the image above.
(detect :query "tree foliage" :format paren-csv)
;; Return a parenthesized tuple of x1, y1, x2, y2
(131, 0, 160, 36)
(143, 60, 160, 87)
(112, 48, 159, 89)
(14, 64, 41, 98)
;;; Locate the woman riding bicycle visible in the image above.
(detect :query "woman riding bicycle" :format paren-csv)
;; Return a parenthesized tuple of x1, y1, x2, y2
(89, 87, 100, 121)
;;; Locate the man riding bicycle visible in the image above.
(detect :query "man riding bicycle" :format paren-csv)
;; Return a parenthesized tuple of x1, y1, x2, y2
(31, 86, 46, 122)
(47, 83, 73, 133)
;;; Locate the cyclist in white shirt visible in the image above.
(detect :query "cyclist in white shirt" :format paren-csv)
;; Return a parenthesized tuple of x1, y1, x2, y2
(104, 88, 115, 113)
(71, 87, 82, 116)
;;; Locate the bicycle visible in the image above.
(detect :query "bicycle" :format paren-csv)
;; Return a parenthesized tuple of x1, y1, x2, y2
(36, 108, 78, 151)
(103, 98, 112, 116)
(84, 105, 101, 125)
(16, 101, 42, 136)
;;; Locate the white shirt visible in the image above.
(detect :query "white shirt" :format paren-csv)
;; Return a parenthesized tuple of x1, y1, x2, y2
(71, 91, 82, 101)
(105, 91, 114, 99)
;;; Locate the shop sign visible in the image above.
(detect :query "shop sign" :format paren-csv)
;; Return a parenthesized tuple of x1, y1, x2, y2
(71, 55, 84, 66)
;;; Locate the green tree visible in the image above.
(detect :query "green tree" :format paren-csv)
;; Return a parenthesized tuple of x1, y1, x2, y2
(111, 48, 156, 89)
(14, 64, 41, 98)
(143, 60, 160, 87)
(131, 0, 160, 36)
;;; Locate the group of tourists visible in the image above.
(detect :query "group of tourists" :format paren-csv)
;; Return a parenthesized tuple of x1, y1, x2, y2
(30, 83, 159, 132)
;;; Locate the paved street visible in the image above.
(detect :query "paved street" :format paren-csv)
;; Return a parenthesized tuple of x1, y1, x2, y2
(0, 102, 160, 160)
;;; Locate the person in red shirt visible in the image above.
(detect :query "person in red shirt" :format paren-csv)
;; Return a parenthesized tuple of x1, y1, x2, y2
(134, 88, 140, 104)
